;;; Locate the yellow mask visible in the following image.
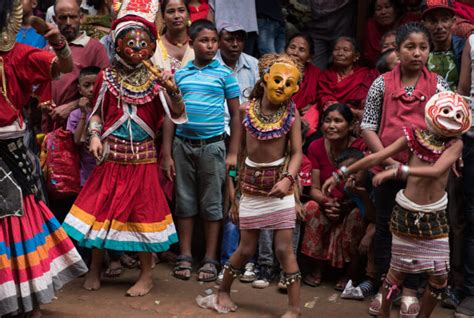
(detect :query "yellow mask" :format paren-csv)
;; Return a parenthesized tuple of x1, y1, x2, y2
(263, 62, 300, 105)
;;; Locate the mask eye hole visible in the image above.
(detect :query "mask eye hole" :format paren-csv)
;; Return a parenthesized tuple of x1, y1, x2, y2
(456, 112, 463, 120)
(442, 108, 450, 115)
(140, 41, 147, 48)
(274, 78, 281, 84)
(127, 40, 135, 47)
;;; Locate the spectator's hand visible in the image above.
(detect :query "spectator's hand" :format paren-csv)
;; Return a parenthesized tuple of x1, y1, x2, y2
(160, 155, 175, 180)
(372, 168, 396, 187)
(322, 176, 337, 195)
(358, 233, 372, 255)
(230, 201, 239, 225)
(268, 178, 291, 198)
(49, 103, 75, 121)
(452, 157, 463, 178)
(89, 136, 103, 161)
(78, 97, 90, 112)
(296, 202, 305, 221)
(225, 153, 237, 172)
(42, 22, 62, 46)
(324, 200, 341, 222)
(344, 176, 366, 195)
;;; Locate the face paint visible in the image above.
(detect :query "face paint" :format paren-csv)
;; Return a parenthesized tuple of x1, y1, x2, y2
(425, 91, 472, 137)
(116, 28, 156, 65)
(263, 63, 300, 105)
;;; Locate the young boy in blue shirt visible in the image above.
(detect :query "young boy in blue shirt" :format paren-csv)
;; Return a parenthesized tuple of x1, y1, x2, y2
(162, 19, 241, 282)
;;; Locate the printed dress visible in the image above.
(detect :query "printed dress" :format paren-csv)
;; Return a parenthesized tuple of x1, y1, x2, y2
(63, 61, 186, 252)
(0, 44, 87, 316)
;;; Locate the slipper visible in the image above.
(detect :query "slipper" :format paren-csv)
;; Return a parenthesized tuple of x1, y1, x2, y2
(335, 277, 349, 292)
(303, 273, 321, 287)
(103, 261, 123, 278)
(196, 294, 237, 314)
(368, 292, 382, 316)
(198, 258, 219, 282)
(400, 296, 420, 318)
(457, 296, 474, 317)
(174, 255, 193, 280)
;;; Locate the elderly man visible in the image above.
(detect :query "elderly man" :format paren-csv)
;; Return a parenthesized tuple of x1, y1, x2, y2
(45, 0, 109, 128)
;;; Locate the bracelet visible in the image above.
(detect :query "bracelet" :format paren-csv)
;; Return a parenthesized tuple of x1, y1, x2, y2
(89, 130, 101, 140)
(281, 171, 296, 186)
(339, 166, 349, 179)
(396, 164, 410, 180)
(168, 89, 181, 97)
(332, 171, 342, 183)
(228, 169, 237, 178)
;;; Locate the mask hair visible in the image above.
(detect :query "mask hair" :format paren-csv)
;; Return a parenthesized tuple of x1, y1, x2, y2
(0, 0, 14, 33)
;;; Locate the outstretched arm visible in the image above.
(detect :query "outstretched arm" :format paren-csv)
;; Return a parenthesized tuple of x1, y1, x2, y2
(322, 136, 408, 194)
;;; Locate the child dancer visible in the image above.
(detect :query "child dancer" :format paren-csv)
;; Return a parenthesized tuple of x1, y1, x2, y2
(62, 0, 186, 297)
(199, 53, 303, 317)
(323, 91, 471, 318)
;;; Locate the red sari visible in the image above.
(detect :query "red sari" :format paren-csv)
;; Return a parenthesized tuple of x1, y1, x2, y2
(317, 65, 378, 113)
(292, 63, 321, 135)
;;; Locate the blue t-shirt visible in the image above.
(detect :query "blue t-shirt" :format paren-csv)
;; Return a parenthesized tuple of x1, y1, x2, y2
(174, 59, 240, 139)
(16, 27, 47, 49)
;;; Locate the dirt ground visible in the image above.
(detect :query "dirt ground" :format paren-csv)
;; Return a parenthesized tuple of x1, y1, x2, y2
(42, 262, 454, 318)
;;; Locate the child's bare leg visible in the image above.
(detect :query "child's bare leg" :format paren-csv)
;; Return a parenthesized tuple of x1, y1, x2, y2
(218, 229, 259, 311)
(126, 252, 154, 297)
(379, 269, 405, 318)
(274, 229, 301, 318)
(83, 248, 104, 291)
(418, 274, 448, 318)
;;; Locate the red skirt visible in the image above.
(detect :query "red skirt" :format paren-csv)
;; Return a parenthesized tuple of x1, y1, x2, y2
(0, 195, 87, 316)
(63, 160, 178, 252)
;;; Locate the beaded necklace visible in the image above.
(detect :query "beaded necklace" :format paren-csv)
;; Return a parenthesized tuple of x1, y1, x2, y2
(243, 98, 296, 140)
(104, 59, 162, 105)
(403, 126, 454, 163)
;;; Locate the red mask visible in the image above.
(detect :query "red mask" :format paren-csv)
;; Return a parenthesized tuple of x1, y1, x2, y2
(116, 28, 156, 65)
(425, 92, 472, 137)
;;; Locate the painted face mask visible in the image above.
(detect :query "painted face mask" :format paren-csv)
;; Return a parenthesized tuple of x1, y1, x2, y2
(263, 62, 300, 105)
(116, 27, 156, 65)
(425, 91, 472, 138)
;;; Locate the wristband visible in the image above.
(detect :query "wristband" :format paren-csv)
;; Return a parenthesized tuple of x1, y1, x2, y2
(396, 164, 410, 180)
(339, 166, 349, 178)
(281, 171, 296, 186)
(228, 169, 237, 178)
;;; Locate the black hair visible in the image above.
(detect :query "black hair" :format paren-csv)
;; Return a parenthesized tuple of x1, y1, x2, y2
(376, 48, 396, 73)
(395, 22, 431, 50)
(285, 33, 315, 57)
(368, 0, 402, 19)
(115, 26, 157, 46)
(333, 36, 360, 55)
(79, 66, 101, 78)
(0, 0, 14, 32)
(335, 147, 365, 166)
(162, 0, 190, 16)
(189, 19, 217, 41)
(86, 0, 102, 10)
(321, 103, 354, 125)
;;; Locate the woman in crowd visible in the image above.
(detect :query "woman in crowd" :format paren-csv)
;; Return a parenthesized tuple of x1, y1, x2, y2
(361, 22, 450, 317)
(186, 0, 212, 22)
(301, 104, 366, 290)
(317, 37, 378, 124)
(362, 0, 401, 67)
(152, 0, 194, 73)
(286, 33, 321, 136)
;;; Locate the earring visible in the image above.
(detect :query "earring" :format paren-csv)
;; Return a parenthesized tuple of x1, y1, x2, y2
(187, 19, 192, 27)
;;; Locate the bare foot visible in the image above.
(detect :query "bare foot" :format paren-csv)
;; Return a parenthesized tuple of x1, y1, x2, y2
(216, 290, 238, 312)
(83, 271, 101, 291)
(126, 274, 154, 297)
(281, 307, 301, 318)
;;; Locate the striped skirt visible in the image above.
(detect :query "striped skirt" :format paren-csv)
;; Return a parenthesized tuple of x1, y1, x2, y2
(239, 194, 296, 230)
(391, 234, 450, 275)
(0, 195, 87, 316)
(63, 159, 178, 252)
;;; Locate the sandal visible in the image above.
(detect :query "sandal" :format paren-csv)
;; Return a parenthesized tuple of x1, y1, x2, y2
(368, 292, 382, 316)
(335, 277, 349, 292)
(198, 258, 219, 282)
(303, 273, 321, 287)
(174, 255, 193, 280)
(120, 253, 138, 269)
(400, 296, 420, 318)
(103, 260, 123, 278)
